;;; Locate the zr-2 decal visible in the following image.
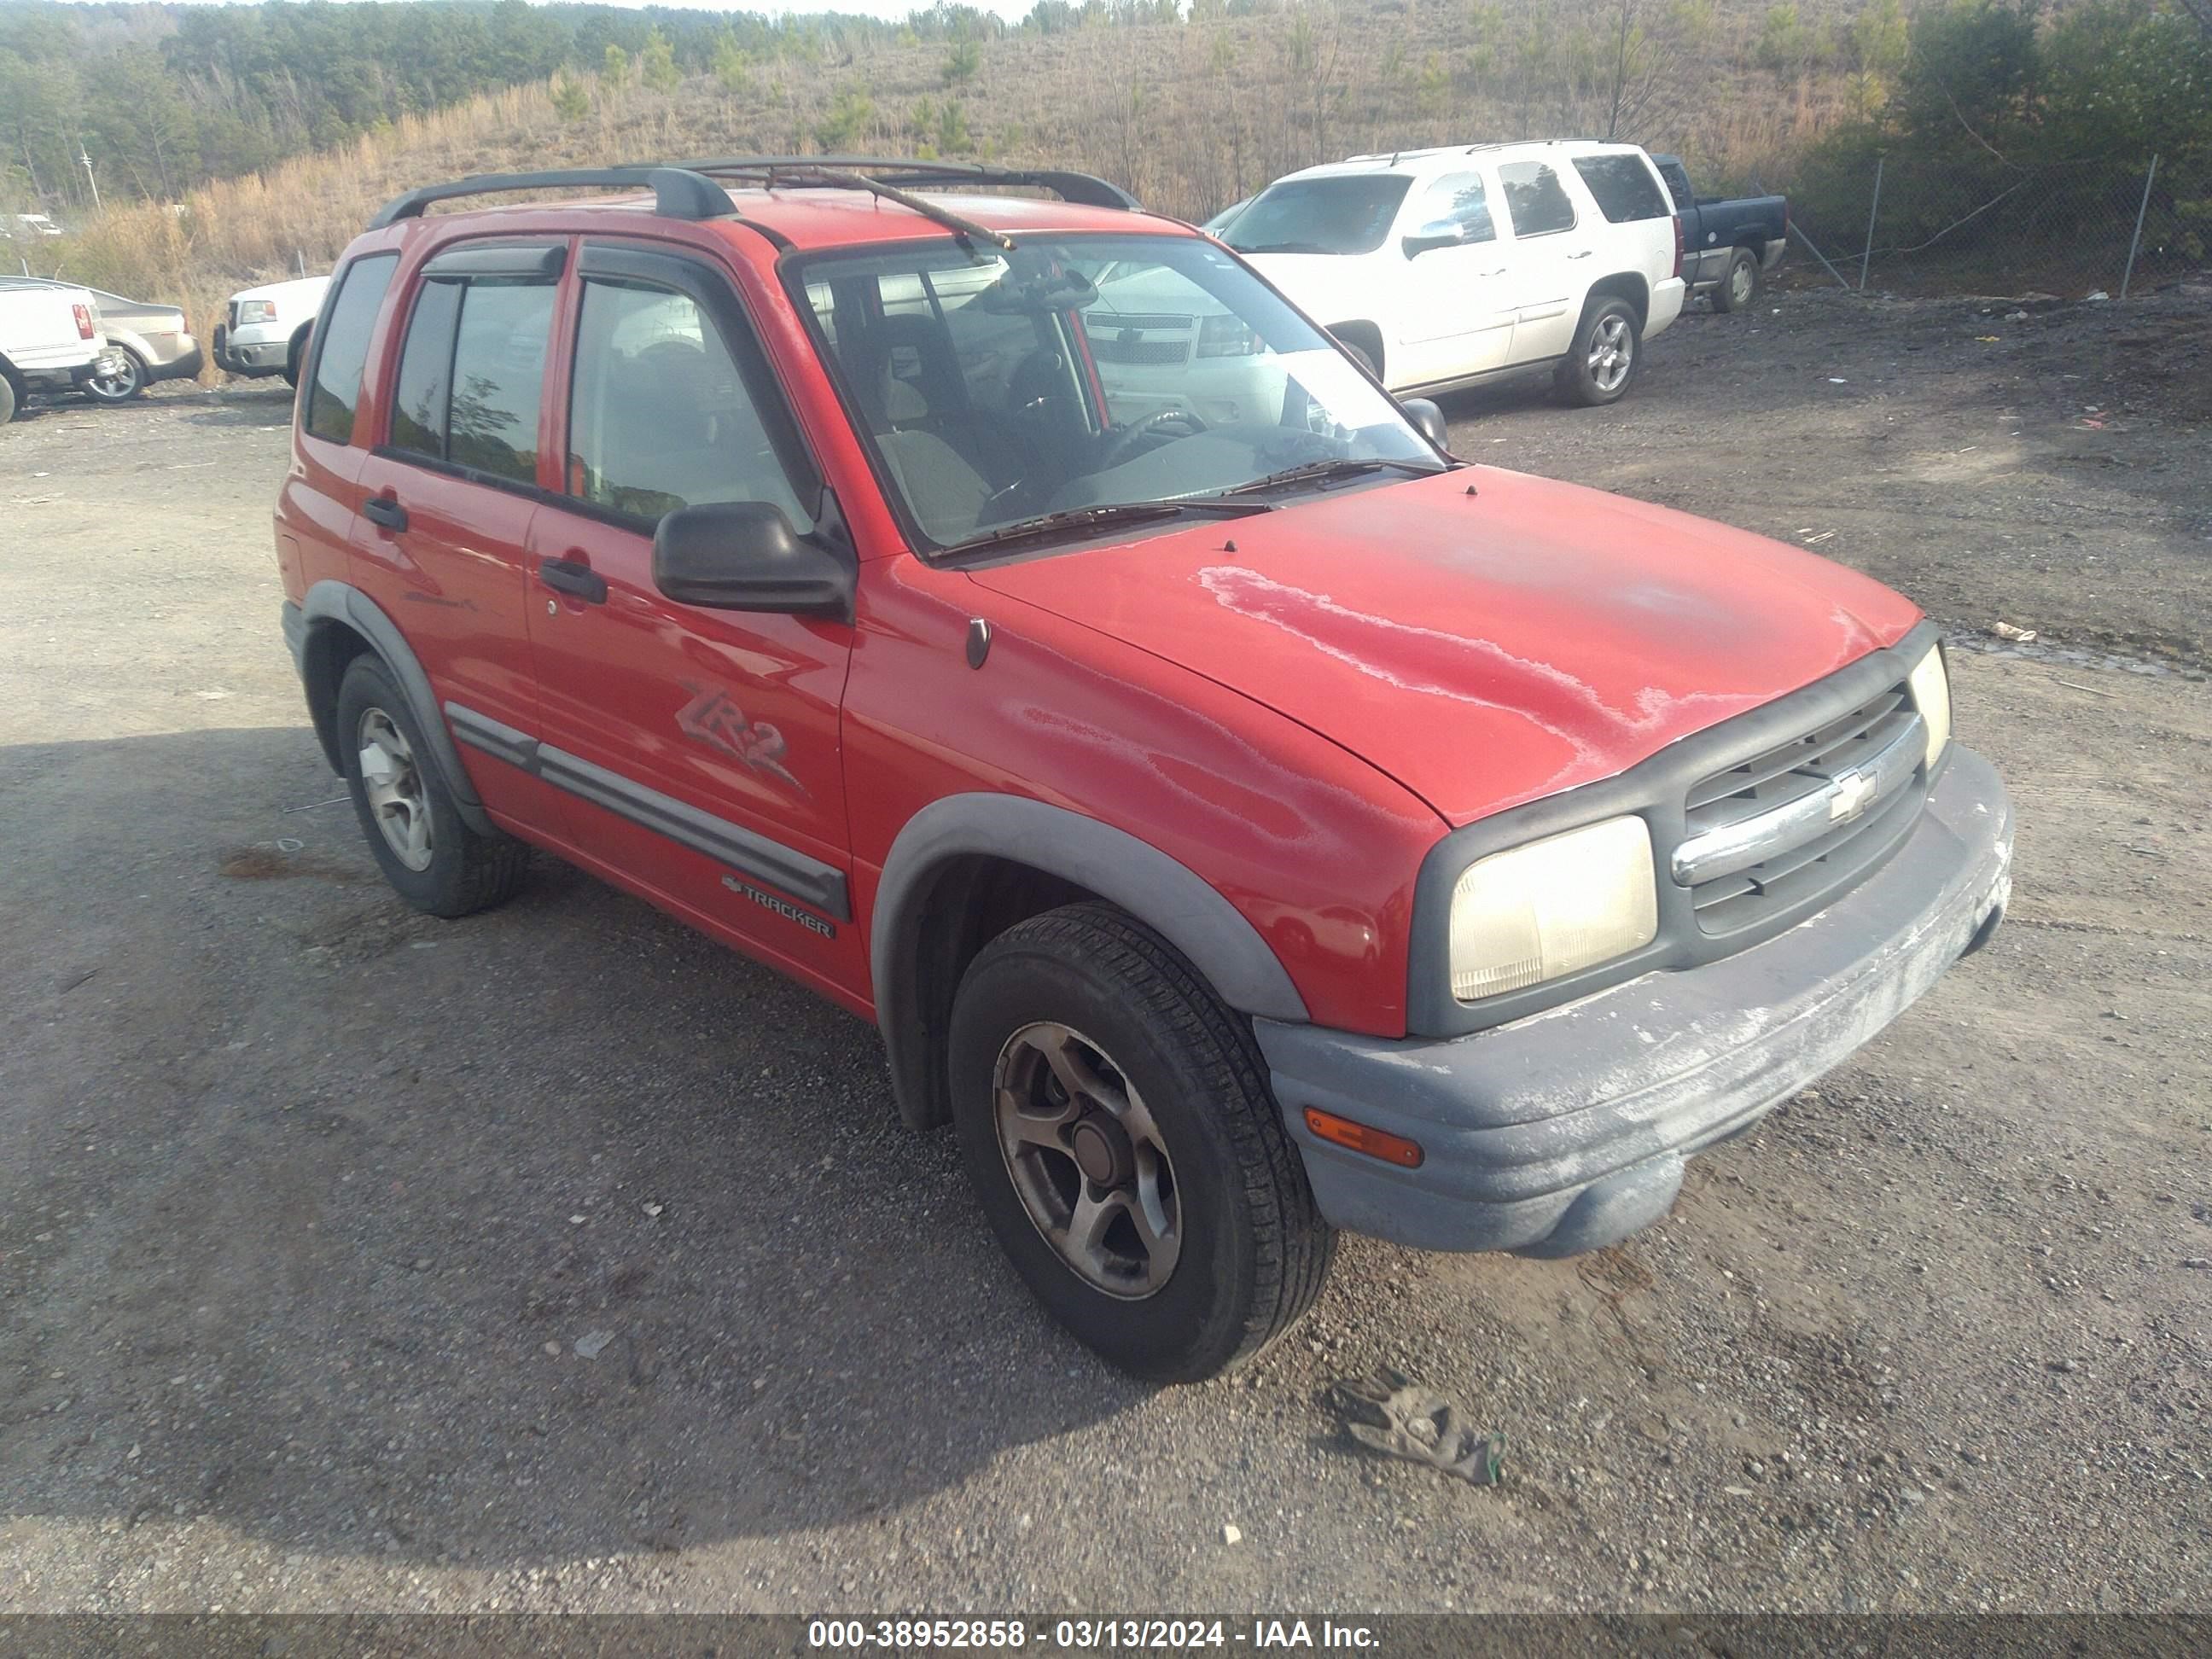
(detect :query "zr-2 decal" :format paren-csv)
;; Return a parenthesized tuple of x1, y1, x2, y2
(723, 875, 835, 937)
(678, 684, 806, 794)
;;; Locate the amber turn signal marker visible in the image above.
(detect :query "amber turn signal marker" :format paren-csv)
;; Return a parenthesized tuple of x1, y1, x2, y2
(1303, 1107, 1424, 1168)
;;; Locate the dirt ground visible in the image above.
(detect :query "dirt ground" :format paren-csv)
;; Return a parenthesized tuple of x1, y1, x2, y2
(3, 282, 2208, 1618)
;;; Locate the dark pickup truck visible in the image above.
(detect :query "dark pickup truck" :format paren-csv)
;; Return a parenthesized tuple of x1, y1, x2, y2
(1652, 155, 1789, 312)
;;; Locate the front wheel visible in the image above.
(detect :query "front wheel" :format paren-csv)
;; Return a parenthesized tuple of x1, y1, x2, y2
(84, 346, 147, 404)
(1711, 247, 1760, 313)
(948, 903, 1334, 1382)
(0, 373, 17, 426)
(1555, 297, 1641, 407)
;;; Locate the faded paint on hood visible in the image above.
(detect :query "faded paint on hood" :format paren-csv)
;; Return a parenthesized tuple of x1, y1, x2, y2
(966, 465, 1924, 827)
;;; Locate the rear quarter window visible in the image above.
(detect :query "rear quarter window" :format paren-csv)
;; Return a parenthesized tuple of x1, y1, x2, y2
(1572, 154, 1673, 224)
(303, 253, 398, 445)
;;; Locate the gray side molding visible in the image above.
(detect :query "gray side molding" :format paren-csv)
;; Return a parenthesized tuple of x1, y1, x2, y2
(870, 794, 1309, 1128)
(298, 579, 495, 837)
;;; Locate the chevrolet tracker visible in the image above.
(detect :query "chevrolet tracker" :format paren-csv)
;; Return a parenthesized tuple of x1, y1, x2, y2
(276, 158, 2013, 1382)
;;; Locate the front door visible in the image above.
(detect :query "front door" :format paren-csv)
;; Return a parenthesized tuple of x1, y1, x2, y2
(1393, 171, 1516, 385)
(523, 239, 860, 992)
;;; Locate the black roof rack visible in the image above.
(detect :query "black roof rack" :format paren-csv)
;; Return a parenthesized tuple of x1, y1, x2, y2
(683, 155, 1141, 212)
(367, 166, 736, 230)
(692, 161, 1016, 251)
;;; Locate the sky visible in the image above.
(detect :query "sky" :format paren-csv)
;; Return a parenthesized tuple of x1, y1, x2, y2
(141, 0, 1042, 20)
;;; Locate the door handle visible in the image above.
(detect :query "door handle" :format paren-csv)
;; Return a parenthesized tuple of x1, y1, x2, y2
(539, 556, 608, 604)
(361, 495, 408, 532)
(1565, 248, 1595, 260)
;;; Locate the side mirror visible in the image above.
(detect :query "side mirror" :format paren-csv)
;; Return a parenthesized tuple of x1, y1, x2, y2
(1401, 222, 1464, 259)
(653, 500, 853, 620)
(1400, 396, 1449, 450)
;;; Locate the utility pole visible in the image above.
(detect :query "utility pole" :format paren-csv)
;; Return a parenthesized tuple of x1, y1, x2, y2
(80, 148, 102, 215)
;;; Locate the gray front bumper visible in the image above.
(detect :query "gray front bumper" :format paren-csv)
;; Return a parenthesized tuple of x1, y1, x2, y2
(1258, 746, 2013, 1257)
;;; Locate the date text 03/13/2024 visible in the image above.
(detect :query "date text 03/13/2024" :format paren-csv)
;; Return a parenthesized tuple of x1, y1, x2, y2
(805, 1619, 1381, 1650)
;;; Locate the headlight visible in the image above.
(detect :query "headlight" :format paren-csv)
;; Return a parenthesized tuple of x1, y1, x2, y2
(1196, 312, 1262, 358)
(1907, 643, 1952, 769)
(1449, 815, 1658, 1001)
(237, 299, 278, 325)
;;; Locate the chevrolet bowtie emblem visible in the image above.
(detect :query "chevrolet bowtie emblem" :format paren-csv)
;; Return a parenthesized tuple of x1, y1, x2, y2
(1829, 768, 1877, 822)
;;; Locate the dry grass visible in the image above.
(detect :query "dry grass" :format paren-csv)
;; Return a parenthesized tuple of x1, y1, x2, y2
(29, 0, 1879, 377)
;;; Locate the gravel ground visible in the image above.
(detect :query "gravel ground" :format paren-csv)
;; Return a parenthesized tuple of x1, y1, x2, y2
(2, 283, 2208, 1617)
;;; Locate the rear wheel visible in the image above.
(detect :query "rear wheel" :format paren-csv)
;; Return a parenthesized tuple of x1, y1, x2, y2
(1712, 247, 1760, 313)
(948, 902, 1334, 1382)
(1554, 297, 1641, 407)
(84, 346, 147, 404)
(0, 372, 17, 427)
(335, 656, 528, 917)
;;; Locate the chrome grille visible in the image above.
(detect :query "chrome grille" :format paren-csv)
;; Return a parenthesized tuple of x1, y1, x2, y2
(1085, 311, 1193, 331)
(1089, 336, 1191, 366)
(1676, 682, 1926, 934)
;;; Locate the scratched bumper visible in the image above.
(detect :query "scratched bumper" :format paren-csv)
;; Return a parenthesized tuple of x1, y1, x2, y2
(1256, 746, 2013, 1256)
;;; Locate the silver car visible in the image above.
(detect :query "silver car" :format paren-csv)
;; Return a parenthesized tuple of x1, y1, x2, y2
(0, 277, 202, 402)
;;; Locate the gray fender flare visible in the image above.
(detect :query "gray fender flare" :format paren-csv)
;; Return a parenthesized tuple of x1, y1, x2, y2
(870, 794, 1309, 1128)
(298, 579, 495, 836)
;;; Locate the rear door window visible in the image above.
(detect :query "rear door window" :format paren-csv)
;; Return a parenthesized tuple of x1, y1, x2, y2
(389, 280, 462, 458)
(303, 253, 397, 445)
(1497, 162, 1578, 238)
(1571, 154, 1671, 224)
(382, 273, 556, 486)
(448, 283, 556, 486)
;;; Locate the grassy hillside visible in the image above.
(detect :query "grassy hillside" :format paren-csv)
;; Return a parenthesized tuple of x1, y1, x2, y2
(34, 0, 1897, 362)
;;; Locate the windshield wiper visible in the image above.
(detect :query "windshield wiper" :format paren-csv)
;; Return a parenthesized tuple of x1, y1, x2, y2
(1231, 241, 1334, 255)
(1219, 457, 1445, 498)
(941, 498, 1275, 557)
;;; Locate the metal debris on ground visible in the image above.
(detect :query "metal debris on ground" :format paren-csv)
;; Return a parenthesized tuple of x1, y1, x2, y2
(1335, 1368, 1505, 1486)
(1992, 621, 2039, 643)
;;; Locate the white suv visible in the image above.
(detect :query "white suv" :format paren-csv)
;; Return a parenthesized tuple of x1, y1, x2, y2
(1220, 141, 1686, 406)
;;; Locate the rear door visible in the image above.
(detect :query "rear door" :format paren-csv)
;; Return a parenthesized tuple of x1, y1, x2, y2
(1492, 159, 1588, 364)
(350, 240, 565, 830)
(1392, 171, 1516, 384)
(521, 239, 859, 988)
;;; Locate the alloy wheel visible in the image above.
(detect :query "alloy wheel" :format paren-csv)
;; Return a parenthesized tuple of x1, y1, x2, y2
(85, 351, 143, 403)
(1588, 314, 1633, 393)
(1730, 259, 1755, 307)
(356, 707, 434, 871)
(992, 1020, 1181, 1299)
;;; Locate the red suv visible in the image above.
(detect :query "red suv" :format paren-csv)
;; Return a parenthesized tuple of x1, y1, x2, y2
(276, 159, 2012, 1382)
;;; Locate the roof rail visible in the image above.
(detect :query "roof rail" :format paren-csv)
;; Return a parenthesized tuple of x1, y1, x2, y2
(367, 166, 736, 230)
(684, 155, 1141, 212)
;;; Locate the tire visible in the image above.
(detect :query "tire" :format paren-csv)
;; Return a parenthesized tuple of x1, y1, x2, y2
(1554, 295, 1641, 407)
(84, 346, 147, 404)
(1335, 335, 1381, 380)
(0, 372, 16, 427)
(335, 655, 528, 917)
(948, 902, 1335, 1382)
(282, 336, 304, 390)
(1711, 247, 1760, 314)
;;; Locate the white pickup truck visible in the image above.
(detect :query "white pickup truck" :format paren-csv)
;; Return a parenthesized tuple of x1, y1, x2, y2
(0, 281, 126, 425)
(212, 273, 330, 387)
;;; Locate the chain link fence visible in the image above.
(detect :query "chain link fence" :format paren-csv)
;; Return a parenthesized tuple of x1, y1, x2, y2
(1781, 153, 2210, 300)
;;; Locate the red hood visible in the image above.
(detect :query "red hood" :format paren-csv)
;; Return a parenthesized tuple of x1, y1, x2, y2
(967, 466, 1923, 826)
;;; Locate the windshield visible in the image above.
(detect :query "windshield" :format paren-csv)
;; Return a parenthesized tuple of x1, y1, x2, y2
(799, 234, 1439, 550)
(1221, 176, 1413, 256)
